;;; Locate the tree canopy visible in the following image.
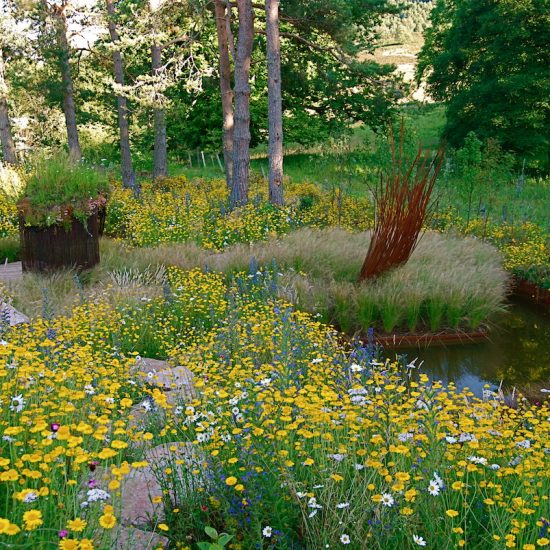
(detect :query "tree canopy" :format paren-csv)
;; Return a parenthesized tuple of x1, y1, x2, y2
(418, 0, 550, 169)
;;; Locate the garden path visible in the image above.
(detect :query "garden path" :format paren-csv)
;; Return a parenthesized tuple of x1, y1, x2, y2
(0, 260, 22, 282)
(101, 357, 198, 549)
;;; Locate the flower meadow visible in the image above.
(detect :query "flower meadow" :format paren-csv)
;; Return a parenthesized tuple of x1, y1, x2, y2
(2, 173, 549, 287)
(0, 267, 549, 549)
(104, 177, 373, 250)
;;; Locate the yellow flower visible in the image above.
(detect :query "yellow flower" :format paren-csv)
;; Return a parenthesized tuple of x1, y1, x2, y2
(158, 524, 169, 531)
(23, 510, 43, 530)
(225, 476, 237, 486)
(67, 518, 87, 532)
(59, 539, 79, 550)
(99, 514, 117, 529)
(80, 539, 94, 550)
(446, 510, 459, 518)
(537, 539, 549, 547)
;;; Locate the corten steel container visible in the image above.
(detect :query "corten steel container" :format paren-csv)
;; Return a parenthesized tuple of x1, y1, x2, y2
(19, 212, 100, 272)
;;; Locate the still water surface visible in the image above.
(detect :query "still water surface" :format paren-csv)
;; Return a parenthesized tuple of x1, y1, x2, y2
(388, 298, 550, 397)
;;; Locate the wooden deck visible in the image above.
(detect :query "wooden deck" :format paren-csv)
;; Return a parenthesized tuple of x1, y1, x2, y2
(0, 261, 22, 282)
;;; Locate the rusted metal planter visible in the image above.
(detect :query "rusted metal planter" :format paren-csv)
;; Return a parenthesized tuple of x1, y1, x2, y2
(513, 277, 550, 309)
(19, 213, 100, 272)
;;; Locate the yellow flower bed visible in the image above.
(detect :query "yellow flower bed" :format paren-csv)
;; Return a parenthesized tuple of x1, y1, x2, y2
(0, 267, 548, 548)
(105, 176, 373, 249)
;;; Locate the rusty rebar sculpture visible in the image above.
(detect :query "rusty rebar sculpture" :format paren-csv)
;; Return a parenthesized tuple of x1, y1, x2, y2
(358, 126, 445, 282)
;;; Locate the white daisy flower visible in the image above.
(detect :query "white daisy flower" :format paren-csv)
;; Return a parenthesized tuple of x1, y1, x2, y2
(413, 535, 427, 546)
(262, 526, 272, 538)
(427, 480, 440, 496)
(10, 394, 26, 413)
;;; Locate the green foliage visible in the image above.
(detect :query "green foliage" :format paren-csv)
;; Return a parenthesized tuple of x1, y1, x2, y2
(0, 236, 20, 263)
(197, 527, 234, 550)
(20, 153, 109, 227)
(418, 0, 550, 169)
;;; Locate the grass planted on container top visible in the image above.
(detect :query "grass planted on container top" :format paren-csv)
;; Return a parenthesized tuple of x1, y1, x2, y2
(19, 153, 109, 227)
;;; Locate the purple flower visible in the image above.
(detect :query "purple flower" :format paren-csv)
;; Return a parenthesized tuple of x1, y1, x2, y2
(50, 423, 60, 432)
(58, 530, 69, 539)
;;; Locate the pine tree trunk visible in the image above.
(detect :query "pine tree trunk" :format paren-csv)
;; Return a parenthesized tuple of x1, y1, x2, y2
(151, 44, 167, 179)
(54, 5, 81, 162)
(0, 49, 17, 165)
(265, 0, 284, 205)
(214, 0, 234, 191)
(230, 0, 254, 209)
(106, 0, 139, 195)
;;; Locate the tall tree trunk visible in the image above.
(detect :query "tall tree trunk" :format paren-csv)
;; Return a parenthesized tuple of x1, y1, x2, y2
(230, 0, 254, 209)
(214, 0, 234, 190)
(54, 4, 81, 162)
(105, 0, 139, 195)
(0, 49, 17, 165)
(151, 43, 167, 179)
(265, 0, 283, 205)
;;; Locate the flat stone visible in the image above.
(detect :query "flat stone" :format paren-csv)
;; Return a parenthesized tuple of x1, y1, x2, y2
(132, 357, 197, 403)
(0, 302, 29, 325)
(119, 467, 165, 526)
(131, 357, 169, 377)
(145, 442, 207, 493)
(112, 526, 169, 550)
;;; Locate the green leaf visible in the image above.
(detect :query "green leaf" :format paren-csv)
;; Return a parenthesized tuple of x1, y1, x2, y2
(204, 526, 218, 540)
(218, 534, 234, 546)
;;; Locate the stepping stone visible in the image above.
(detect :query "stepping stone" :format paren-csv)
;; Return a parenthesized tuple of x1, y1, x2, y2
(132, 357, 197, 403)
(117, 466, 165, 527)
(111, 526, 169, 550)
(145, 442, 206, 491)
(115, 442, 206, 526)
(0, 302, 29, 326)
(115, 526, 169, 549)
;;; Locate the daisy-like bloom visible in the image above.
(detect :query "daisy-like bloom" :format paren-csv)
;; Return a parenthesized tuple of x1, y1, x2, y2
(413, 535, 427, 546)
(340, 534, 351, 544)
(262, 526, 272, 538)
(336, 502, 350, 509)
(381, 493, 394, 507)
(99, 514, 116, 529)
(428, 480, 440, 496)
(433, 472, 444, 488)
(67, 518, 87, 532)
(9, 394, 26, 413)
(23, 509, 43, 530)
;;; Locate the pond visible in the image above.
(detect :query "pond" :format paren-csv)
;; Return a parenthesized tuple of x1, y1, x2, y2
(387, 297, 550, 397)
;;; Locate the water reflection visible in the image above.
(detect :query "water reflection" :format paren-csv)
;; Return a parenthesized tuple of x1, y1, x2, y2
(387, 298, 550, 396)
